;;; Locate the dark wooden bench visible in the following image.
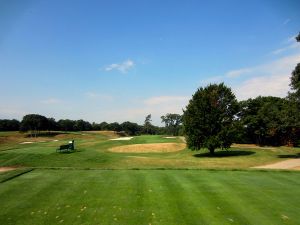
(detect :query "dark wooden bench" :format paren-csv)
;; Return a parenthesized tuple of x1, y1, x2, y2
(56, 140, 75, 153)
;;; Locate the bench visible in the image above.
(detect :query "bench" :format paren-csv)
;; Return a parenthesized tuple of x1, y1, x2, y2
(56, 140, 75, 153)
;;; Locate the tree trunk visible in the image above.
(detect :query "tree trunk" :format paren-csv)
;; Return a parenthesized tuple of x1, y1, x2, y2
(209, 147, 215, 155)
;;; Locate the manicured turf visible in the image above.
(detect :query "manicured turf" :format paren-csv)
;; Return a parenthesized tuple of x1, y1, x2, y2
(1, 169, 300, 225)
(1, 132, 300, 225)
(1, 132, 299, 169)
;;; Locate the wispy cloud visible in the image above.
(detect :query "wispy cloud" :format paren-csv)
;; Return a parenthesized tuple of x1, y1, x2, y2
(85, 92, 114, 101)
(232, 53, 300, 100)
(40, 98, 61, 104)
(286, 35, 297, 44)
(283, 18, 290, 25)
(104, 59, 135, 73)
(225, 68, 253, 78)
(200, 51, 300, 101)
(271, 42, 300, 55)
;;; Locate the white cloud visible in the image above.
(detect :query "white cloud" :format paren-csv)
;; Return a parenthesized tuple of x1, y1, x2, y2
(234, 74, 290, 100)
(232, 53, 300, 100)
(40, 98, 61, 104)
(104, 59, 135, 73)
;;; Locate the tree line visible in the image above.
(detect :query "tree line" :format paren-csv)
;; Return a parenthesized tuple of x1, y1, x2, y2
(0, 113, 182, 136)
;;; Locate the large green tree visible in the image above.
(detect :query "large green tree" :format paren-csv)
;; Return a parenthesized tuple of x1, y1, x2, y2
(289, 32, 300, 100)
(183, 83, 238, 154)
(20, 114, 49, 137)
(161, 113, 182, 136)
(238, 96, 289, 146)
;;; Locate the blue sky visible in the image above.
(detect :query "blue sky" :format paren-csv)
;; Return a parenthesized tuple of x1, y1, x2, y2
(1, 0, 300, 125)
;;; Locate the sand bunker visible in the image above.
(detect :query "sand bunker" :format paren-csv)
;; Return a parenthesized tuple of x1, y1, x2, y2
(253, 158, 300, 170)
(20, 139, 59, 144)
(20, 142, 34, 144)
(0, 167, 17, 173)
(163, 137, 177, 139)
(110, 137, 133, 141)
(109, 143, 186, 153)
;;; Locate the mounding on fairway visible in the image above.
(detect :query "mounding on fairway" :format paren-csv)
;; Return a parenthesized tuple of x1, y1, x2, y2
(108, 143, 186, 153)
(1, 169, 300, 225)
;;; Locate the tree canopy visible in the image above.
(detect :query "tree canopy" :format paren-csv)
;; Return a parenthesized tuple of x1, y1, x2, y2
(161, 113, 182, 136)
(183, 83, 238, 154)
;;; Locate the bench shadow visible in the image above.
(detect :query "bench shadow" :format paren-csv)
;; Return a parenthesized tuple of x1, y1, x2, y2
(278, 153, 300, 159)
(193, 150, 255, 158)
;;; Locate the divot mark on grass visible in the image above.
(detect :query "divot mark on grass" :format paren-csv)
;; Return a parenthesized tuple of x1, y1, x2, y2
(109, 143, 186, 153)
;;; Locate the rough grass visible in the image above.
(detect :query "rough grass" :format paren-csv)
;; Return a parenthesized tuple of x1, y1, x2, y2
(108, 143, 186, 153)
(1, 169, 300, 225)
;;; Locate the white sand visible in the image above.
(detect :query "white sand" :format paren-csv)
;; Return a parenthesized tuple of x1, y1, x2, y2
(163, 137, 176, 139)
(110, 137, 133, 141)
(20, 142, 34, 144)
(252, 159, 300, 170)
(53, 140, 59, 142)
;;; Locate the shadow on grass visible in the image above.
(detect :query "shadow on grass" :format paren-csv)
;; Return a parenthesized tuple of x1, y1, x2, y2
(25, 132, 68, 138)
(193, 150, 255, 158)
(278, 153, 300, 159)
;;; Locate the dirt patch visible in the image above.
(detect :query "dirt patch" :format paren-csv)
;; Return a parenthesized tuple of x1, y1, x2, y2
(0, 167, 17, 173)
(252, 158, 300, 170)
(109, 143, 186, 153)
(83, 131, 119, 138)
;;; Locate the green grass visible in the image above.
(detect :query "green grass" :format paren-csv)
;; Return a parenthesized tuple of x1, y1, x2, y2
(0, 132, 299, 169)
(1, 169, 300, 225)
(1, 132, 300, 225)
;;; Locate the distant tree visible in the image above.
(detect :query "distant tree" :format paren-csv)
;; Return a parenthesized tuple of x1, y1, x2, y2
(58, 119, 76, 131)
(47, 118, 58, 131)
(108, 122, 122, 132)
(74, 120, 92, 131)
(0, 119, 20, 131)
(91, 122, 102, 130)
(121, 121, 141, 136)
(183, 83, 238, 154)
(143, 114, 156, 134)
(20, 114, 49, 137)
(99, 122, 109, 130)
(161, 113, 182, 136)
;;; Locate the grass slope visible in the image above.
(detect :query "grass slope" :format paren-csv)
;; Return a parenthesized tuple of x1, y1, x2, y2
(1, 169, 300, 225)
